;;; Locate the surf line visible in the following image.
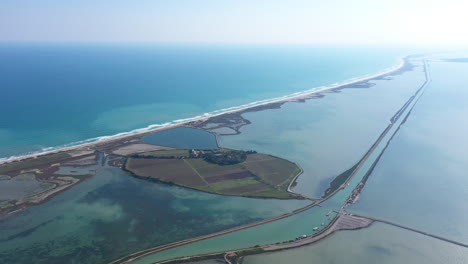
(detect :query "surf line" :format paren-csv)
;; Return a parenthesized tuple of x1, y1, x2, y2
(0, 56, 408, 165)
(109, 58, 429, 264)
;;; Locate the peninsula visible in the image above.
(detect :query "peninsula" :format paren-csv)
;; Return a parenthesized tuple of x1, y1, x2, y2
(0, 55, 412, 216)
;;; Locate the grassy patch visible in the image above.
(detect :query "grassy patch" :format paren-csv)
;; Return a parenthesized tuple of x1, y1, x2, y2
(126, 158, 207, 187)
(132, 149, 190, 158)
(156, 253, 226, 264)
(244, 154, 301, 191)
(124, 151, 301, 199)
(323, 163, 358, 198)
(185, 159, 244, 174)
(0, 153, 72, 174)
(207, 177, 259, 190)
(243, 189, 291, 199)
(237, 247, 265, 256)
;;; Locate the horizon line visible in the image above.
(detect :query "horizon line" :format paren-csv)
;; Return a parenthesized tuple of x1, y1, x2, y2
(0, 40, 465, 48)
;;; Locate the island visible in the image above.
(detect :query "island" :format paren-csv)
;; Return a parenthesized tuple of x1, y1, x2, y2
(0, 55, 415, 218)
(0, 55, 428, 264)
(0, 144, 304, 216)
(122, 148, 302, 199)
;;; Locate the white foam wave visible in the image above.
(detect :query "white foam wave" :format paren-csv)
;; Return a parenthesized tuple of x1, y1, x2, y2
(0, 57, 405, 164)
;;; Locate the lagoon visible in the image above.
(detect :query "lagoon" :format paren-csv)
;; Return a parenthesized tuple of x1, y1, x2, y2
(349, 59, 468, 244)
(1, 47, 449, 264)
(243, 222, 468, 264)
(129, 57, 430, 264)
(141, 127, 218, 149)
(0, 164, 308, 264)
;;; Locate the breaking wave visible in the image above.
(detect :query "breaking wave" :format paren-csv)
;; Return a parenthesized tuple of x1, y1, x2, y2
(0, 57, 405, 163)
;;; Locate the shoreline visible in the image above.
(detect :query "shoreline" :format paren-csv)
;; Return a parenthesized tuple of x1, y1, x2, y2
(2, 174, 93, 216)
(109, 201, 318, 264)
(151, 212, 374, 264)
(108, 57, 427, 264)
(0, 56, 409, 166)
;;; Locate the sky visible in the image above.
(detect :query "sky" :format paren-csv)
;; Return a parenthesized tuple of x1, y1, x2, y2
(1, 0, 467, 45)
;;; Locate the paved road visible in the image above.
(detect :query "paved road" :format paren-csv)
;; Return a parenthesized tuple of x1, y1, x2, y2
(264, 212, 373, 251)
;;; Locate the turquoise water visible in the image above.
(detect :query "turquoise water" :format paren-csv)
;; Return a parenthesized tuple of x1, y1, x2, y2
(132, 204, 332, 264)
(349, 59, 468, 244)
(220, 59, 426, 198)
(0, 44, 409, 159)
(235, 55, 468, 264)
(243, 222, 468, 264)
(3, 45, 457, 264)
(130, 57, 429, 264)
(0, 173, 53, 200)
(0, 164, 308, 264)
(142, 127, 218, 149)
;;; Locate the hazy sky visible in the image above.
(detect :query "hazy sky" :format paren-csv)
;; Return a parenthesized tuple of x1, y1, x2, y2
(1, 0, 467, 44)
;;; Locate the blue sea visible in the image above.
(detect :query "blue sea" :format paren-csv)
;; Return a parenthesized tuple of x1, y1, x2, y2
(3, 44, 458, 264)
(241, 53, 468, 264)
(0, 43, 409, 159)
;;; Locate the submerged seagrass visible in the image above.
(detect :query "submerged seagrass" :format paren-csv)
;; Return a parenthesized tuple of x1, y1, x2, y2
(0, 45, 423, 264)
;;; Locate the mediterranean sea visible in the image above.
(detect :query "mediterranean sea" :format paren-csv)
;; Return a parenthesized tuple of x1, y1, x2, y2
(2, 44, 451, 264)
(0, 43, 408, 159)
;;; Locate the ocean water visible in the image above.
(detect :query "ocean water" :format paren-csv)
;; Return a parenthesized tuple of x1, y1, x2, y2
(220, 59, 426, 198)
(129, 57, 430, 264)
(166, 54, 468, 264)
(349, 58, 468, 243)
(0, 43, 408, 158)
(1, 44, 444, 264)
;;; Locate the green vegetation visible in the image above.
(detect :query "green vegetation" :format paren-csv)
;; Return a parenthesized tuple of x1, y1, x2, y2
(131, 149, 190, 158)
(323, 163, 358, 198)
(224, 247, 266, 264)
(236, 247, 265, 256)
(0, 152, 72, 175)
(148, 247, 266, 264)
(124, 149, 302, 199)
(150, 253, 226, 264)
(203, 149, 255, 165)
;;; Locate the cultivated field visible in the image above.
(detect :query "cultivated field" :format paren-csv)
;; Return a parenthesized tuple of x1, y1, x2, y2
(124, 151, 301, 199)
(132, 149, 190, 158)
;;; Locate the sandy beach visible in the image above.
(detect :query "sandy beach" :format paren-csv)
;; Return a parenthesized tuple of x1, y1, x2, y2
(0, 56, 409, 167)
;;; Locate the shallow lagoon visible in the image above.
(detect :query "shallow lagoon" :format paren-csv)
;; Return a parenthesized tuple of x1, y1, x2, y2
(221, 60, 426, 198)
(349, 60, 468, 243)
(0, 56, 440, 264)
(243, 222, 468, 264)
(142, 127, 218, 149)
(131, 59, 429, 264)
(0, 173, 54, 200)
(0, 165, 308, 264)
(182, 56, 468, 264)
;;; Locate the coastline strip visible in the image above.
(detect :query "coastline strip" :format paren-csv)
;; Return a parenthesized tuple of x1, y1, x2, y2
(110, 57, 429, 264)
(143, 212, 373, 264)
(0, 56, 408, 166)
